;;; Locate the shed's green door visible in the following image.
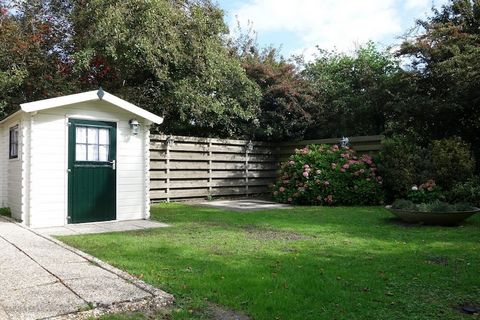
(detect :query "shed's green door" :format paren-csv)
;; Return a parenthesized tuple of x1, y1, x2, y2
(68, 119, 117, 223)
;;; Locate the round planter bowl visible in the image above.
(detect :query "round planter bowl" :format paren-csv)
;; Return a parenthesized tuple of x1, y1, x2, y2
(385, 205, 480, 226)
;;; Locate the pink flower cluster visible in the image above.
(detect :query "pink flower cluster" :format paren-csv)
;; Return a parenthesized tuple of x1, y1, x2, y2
(272, 143, 383, 205)
(302, 164, 311, 178)
(361, 154, 373, 165)
(325, 195, 333, 204)
(295, 147, 310, 155)
(419, 179, 436, 191)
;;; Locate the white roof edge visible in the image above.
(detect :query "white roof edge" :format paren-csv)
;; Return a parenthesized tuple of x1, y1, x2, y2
(101, 92, 163, 124)
(20, 90, 164, 124)
(0, 110, 23, 125)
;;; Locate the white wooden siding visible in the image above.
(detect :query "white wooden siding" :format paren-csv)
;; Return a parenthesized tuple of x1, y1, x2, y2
(29, 100, 149, 227)
(0, 114, 25, 220)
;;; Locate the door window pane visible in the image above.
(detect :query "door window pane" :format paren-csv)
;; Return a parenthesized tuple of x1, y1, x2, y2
(99, 145, 109, 161)
(87, 128, 98, 144)
(87, 144, 98, 161)
(75, 126, 110, 162)
(76, 127, 87, 143)
(99, 129, 109, 145)
(76, 144, 87, 161)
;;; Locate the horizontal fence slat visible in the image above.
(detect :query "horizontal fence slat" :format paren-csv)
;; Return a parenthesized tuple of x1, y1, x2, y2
(150, 134, 276, 147)
(150, 143, 274, 155)
(150, 178, 274, 190)
(150, 186, 270, 200)
(150, 170, 278, 179)
(150, 161, 278, 170)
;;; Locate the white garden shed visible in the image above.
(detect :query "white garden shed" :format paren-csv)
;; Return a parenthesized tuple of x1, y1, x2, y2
(0, 89, 163, 228)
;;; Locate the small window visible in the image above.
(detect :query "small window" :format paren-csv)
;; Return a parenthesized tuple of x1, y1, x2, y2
(9, 125, 19, 159)
(75, 126, 109, 161)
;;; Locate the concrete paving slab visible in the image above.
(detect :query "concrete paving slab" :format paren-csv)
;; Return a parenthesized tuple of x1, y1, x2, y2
(34, 219, 169, 236)
(0, 282, 85, 320)
(0, 305, 9, 320)
(64, 276, 151, 306)
(127, 220, 169, 229)
(0, 216, 173, 319)
(0, 261, 54, 291)
(46, 261, 119, 281)
(33, 227, 78, 236)
(200, 199, 291, 212)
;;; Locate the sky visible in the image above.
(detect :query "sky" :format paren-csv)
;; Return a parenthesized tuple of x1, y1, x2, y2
(217, 0, 448, 58)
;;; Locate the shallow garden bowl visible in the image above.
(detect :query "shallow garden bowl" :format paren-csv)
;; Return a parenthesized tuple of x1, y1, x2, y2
(385, 205, 480, 226)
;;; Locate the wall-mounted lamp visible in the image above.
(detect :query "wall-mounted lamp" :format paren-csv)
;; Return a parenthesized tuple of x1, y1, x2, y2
(166, 135, 174, 148)
(340, 136, 349, 148)
(129, 119, 140, 135)
(246, 140, 254, 153)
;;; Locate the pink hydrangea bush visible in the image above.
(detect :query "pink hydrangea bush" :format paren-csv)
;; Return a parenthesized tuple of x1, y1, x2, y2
(272, 144, 384, 205)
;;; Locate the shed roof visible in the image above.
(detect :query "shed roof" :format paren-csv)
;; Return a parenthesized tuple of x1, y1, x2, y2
(19, 89, 163, 124)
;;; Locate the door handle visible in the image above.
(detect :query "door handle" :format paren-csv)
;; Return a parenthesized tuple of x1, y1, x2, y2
(109, 160, 116, 170)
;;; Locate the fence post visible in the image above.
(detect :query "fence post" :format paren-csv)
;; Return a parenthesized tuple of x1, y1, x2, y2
(245, 140, 253, 197)
(165, 136, 172, 202)
(208, 140, 213, 196)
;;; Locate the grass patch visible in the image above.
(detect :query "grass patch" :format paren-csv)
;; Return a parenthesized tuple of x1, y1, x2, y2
(60, 203, 480, 320)
(0, 207, 11, 217)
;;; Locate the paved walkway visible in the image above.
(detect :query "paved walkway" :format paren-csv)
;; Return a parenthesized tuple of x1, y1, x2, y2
(35, 219, 169, 236)
(0, 217, 173, 319)
(199, 199, 291, 212)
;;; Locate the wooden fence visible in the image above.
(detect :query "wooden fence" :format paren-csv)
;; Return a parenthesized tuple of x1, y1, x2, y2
(149, 134, 383, 201)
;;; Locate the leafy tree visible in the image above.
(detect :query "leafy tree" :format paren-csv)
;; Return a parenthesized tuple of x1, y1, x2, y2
(398, 0, 480, 160)
(68, 0, 261, 137)
(303, 42, 401, 138)
(0, 0, 74, 117)
(240, 48, 315, 140)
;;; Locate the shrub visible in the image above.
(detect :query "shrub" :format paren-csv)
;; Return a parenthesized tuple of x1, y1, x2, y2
(378, 136, 476, 201)
(377, 136, 432, 200)
(407, 180, 444, 204)
(430, 137, 475, 190)
(446, 178, 480, 207)
(272, 144, 384, 205)
(391, 199, 475, 212)
(392, 199, 417, 211)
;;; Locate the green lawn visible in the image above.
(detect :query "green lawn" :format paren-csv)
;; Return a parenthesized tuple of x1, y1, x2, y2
(59, 203, 480, 320)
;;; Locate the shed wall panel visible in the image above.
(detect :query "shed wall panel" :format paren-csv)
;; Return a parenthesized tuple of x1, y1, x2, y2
(0, 114, 24, 220)
(29, 100, 149, 227)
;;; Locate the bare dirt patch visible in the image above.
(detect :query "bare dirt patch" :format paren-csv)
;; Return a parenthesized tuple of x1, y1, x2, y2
(425, 255, 449, 266)
(242, 225, 311, 241)
(207, 302, 251, 320)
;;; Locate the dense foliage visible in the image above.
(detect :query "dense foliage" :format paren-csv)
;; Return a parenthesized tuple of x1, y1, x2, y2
(430, 137, 475, 190)
(377, 137, 431, 199)
(0, 0, 75, 116)
(303, 42, 400, 138)
(272, 144, 384, 205)
(240, 48, 315, 141)
(446, 178, 480, 207)
(1, 0, 479, 150)
(378, 136, 477, 202)
(397, 0, 480, 159)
